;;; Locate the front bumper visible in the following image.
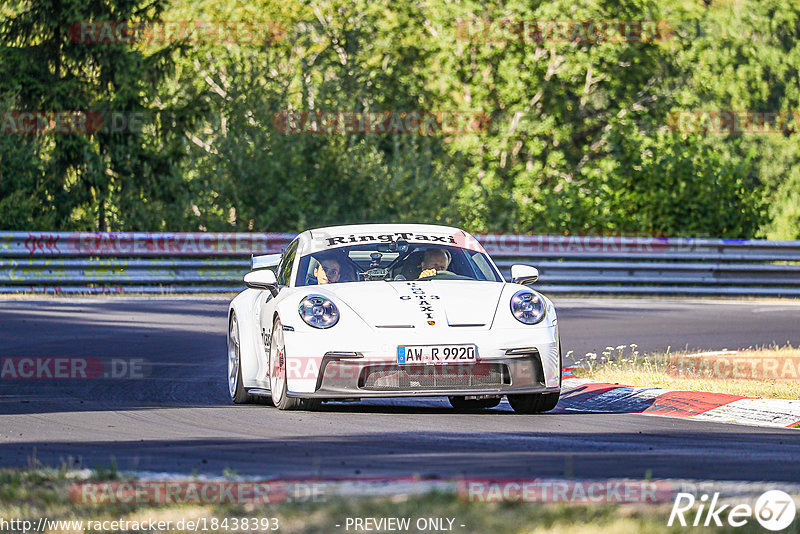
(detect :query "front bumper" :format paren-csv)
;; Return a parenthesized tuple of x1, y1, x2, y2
(291, 354, 559, 399)
(282, 325, 560, 398)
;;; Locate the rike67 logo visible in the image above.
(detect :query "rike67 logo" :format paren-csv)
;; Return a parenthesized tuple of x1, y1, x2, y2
(669, 490, 796, 531)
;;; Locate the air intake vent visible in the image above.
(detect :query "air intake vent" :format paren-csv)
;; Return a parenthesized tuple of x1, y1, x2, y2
(359, 363, 508, 391)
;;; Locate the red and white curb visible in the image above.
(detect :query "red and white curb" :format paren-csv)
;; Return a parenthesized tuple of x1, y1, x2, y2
(559, 369, 800, 429)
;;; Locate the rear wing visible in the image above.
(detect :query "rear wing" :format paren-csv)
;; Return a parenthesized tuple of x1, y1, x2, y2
(251, 253, 281, 271)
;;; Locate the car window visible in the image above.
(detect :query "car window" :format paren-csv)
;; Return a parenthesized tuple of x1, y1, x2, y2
(276, 239, 299, 286)
(295, 243, 502, 286)
(471, 251, 496, 280)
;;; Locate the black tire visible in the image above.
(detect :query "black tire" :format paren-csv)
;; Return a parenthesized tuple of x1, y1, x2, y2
(252, 393, 276, 406)
(448, 396, 502, 411)
(507, 392, 560, 413)
(301, 398, 323, 410)
(228, 313, 254, 404)
(269, 317, 321, 411)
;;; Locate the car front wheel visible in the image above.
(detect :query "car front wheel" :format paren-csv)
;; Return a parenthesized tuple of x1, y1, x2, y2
(269, 317, 320, 411)
(508, 340, 562, 414)
(507, 392, 559, 413)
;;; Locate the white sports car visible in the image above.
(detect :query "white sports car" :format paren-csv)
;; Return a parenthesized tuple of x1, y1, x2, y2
(227, 224, 561, 413)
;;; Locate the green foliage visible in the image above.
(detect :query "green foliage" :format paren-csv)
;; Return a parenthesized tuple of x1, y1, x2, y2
(0, 134, 55, 229)
(666, 0, 800, 238)
(176, 1, 462, 231)
(584, 118, 764, 237)
(0, 0, 797, 237)
(0, 0, 192, 230)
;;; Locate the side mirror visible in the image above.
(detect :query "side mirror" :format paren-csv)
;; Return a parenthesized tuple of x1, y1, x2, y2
(244, 269, 279, 296)
(511, 264, 539, 286)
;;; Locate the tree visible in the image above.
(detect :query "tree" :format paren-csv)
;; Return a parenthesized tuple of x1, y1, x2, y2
(178, 0, 463, 232)
(0, 0, 194, 230)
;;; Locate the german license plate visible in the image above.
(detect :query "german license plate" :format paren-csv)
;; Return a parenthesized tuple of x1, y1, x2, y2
(397, 344, 477, 364)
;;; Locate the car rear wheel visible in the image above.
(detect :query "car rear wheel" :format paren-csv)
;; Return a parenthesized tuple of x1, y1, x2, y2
(448, 396, 501, 411)
(269, 317, 321, 411)
(228, 313, 254, 404)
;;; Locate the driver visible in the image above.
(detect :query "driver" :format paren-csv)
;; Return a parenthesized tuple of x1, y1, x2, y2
(418, 248, 450, 279)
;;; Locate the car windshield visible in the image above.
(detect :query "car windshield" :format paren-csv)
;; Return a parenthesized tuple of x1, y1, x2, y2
(295, 243, 502, 286)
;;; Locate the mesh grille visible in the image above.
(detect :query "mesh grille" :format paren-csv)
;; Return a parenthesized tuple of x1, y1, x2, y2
(360, 363, 507, 391)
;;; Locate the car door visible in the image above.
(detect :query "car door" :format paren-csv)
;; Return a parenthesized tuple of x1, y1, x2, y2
(257, 238, 299, 382)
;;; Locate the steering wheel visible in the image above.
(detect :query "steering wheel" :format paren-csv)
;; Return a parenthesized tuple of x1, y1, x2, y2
(418, 270, 471, 281)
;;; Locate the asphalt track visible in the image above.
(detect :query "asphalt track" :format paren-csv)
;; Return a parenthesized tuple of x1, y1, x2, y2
(1, 297, 799, 481)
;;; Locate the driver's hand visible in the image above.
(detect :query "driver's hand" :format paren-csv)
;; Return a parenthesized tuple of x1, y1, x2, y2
(419, 268, 437, 278)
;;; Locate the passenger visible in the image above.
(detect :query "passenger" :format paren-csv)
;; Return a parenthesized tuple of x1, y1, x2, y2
(314, 256, 342, 285)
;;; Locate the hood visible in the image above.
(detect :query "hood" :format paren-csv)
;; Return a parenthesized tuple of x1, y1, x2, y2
(318, 280, 505, 329)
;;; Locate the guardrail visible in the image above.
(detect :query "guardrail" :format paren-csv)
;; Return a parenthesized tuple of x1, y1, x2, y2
(1, 232, 799, 296)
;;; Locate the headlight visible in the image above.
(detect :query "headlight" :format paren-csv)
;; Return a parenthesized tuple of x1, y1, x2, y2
(510, 290, 546, 325)
(298, 294, 339, 329)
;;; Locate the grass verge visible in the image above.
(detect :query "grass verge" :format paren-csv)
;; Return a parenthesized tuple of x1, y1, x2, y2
(1, 468, 793, 534)
(571, 345, 800, 399)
